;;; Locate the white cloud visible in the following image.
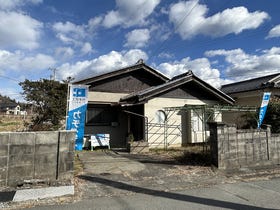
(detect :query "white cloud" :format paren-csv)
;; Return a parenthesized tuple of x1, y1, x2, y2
(205, 47, 280, 81)
(53, 21, 87, 45)
(57, 49, 148, 81)
(52, 21, 95, 55)
(81, 42, 93, 54)
(169, 0, 269, 40)
(157, 57, 224, 88)
(267, 24, 280, 39)
(0, 87, 24, 102)
(0, 0, 42, 10)
(55, 47, 74, 60)
(0, 50, 56, 72)
(158, 52, 174, 59)
(88, 16, 103, 31)
(124, 29, 150, 48)
(102, 0, 160, 28)
(0, 11, 43, 50)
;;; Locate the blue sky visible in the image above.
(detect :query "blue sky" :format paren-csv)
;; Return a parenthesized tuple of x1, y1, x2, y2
(1, 0, 280, 101)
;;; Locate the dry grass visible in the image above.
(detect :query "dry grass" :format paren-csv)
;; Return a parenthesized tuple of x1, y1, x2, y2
(0, 116, 28, 132)
(149, 144, 211, 166)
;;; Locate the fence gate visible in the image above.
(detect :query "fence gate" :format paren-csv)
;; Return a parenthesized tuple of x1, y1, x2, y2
(147, 110, 181, 149)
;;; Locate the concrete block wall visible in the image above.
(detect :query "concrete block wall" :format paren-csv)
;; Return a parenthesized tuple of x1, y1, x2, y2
(0, 131, 75, 188)
(209, 123, 280, 170)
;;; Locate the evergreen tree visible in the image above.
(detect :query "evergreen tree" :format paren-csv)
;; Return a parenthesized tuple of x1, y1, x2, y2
(242, 97, 280, 133)
(19, 79, 68, 131)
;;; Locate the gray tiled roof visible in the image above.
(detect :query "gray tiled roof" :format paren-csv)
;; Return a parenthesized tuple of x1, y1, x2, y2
(221, 73, 280, 94)
(74, 62, 169, 85)
(120, 70, 234, 105)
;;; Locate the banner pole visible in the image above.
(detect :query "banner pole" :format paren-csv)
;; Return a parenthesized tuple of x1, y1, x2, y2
(65, 84, 71, 128)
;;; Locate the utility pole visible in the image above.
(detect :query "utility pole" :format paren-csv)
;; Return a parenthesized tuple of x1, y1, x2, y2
(49, 67, 58, 81)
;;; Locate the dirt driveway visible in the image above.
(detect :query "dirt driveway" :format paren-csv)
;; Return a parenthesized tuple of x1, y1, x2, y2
(75, 149, 231, 199)
(5, 148, 280, 209)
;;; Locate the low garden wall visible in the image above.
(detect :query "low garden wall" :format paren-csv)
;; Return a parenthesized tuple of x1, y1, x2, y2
(0, 130, 75, 188)
(209, 123, 280, 170)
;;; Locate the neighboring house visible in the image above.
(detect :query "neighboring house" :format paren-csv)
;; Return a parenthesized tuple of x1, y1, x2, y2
(221, 73, 280, 125)
(75, 61, 234, 149)
(0, 103, 21, 115)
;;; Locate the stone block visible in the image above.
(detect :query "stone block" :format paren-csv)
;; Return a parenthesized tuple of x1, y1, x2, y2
(228, 151, 237, 159)
(9, 133, 35, 145)
(59, 161, 74, 173)
(245, 133, 253, 139)
(35, 163, 56, 179)
(8, 165, 33, 182)
(58, 171, 73, 182)
(217, 129, 223, 135)
(0, 131, 76, 188)
(0, 156, 7, 168)
(0, 145, 8, 157)
(0, 167, 7, 180)
(35, 144, 57, 155)
(9, 145, 34, 156)
(0, 133, 9, 145)
(35, 153, 57, 166)
(270, 152, 278, 160)
(0, 179, 5, 187)
(35, 131, 58, 144)
(228, 144, 237, 151)
(228, 135, 237, 141)
(59, 152, 74, 164)
(219, 153, 225, 161)
(259, 132, 267, 138)
(59, 131, 75, 152)
(58, 151, 74, 174)
(237, 152, 245, 160)
(9, 154, 33, 166)
(228, 127, 237, 134)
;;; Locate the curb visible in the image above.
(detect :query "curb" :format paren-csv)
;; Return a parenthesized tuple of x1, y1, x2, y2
(0, 185, 74, 203)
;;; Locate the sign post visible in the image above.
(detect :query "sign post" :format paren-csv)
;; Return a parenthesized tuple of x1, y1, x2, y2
(257, 92, 271, 129)
(66, 85, 89, 150)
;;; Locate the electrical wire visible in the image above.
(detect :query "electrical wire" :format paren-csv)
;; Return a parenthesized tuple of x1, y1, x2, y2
(150, 0, 200, 62)
(0, 75, 21, 82)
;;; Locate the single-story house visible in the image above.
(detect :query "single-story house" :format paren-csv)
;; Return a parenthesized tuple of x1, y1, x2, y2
(221, 73, 280, 126)
(221, 73, 280, 106)
(75, 61, 234, 149)
(0, 102, 21, 115)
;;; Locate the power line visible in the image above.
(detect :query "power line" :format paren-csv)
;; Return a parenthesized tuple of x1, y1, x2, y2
(150, 0, 235, 62)
(150, 0, 200, 62)
(0, 75, 21, 82)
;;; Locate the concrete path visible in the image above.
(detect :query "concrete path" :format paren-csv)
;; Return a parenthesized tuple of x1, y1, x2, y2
(4, 150, 280, 209)
(26, 178, 280, 209)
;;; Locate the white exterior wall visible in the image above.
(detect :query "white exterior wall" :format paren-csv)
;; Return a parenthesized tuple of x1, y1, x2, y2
(145, 97, 219, 148)
(87, 90, 225, 148)
(88, 91, 128, 103)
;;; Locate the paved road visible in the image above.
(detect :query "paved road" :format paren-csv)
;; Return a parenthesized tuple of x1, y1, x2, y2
(4, 150, 280, 209)
(21, 150, 280, 210)
(26, 177, 280, 209)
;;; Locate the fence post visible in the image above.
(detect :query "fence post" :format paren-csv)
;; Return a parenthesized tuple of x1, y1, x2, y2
(56, 131, 61, 180)
(264, 125, 271, 160)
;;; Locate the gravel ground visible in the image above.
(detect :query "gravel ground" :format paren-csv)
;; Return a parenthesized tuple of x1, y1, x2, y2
(2, 148, 280, 209)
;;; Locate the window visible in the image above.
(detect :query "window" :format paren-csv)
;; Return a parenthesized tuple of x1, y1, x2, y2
(86, 105, 117, 126)
(155, 110, 166, 124)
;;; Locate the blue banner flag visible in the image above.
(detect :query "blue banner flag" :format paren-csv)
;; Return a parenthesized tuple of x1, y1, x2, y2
(66, 85, 89, 150)
(73, 88, 86, 97)
(257, 92, 271, 129)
